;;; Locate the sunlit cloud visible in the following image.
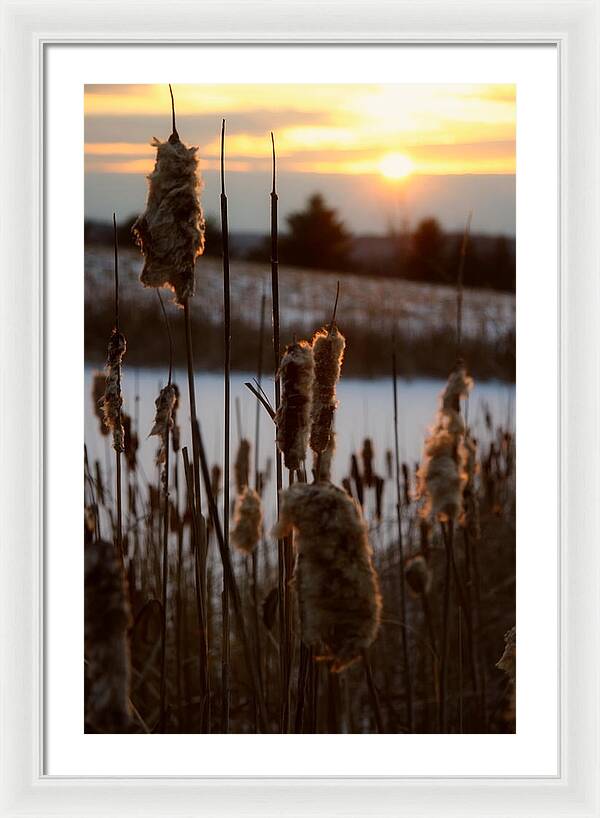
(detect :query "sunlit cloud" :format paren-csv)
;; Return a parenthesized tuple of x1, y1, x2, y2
(84, 83, 515, 178)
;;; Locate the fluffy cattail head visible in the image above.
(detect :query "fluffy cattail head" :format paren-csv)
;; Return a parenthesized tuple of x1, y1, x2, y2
(85, 538, 132, 732)
(404, 554, 432, 596)
(272, 482, 381, 672)
(234, 438, 251, 494)
(310, 324, 345, 454)
(275, 340, 314, 471)
(150, 384, 177, 484)
(417, 365, 472, 522)
(132, 136, 205, 306)
(418, 429, 467, 521)
(231, 487, 263, 555)
(101, 329, 127, 452)
(441, 362, 473, 414)
(92, 371, 110, 436)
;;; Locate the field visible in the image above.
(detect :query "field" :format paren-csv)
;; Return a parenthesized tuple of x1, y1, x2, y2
(85, 247, 515, 380)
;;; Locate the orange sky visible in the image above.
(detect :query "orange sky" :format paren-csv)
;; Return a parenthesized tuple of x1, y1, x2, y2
(84, 83, 515, 178)
(84, 83, 516, 235)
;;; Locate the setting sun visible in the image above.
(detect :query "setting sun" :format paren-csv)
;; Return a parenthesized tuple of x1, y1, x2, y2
(379, 152, 414, 180)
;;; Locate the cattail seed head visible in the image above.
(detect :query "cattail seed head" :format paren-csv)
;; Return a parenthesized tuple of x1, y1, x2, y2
(211, 463, 222, 498)
(150, 384, 177, 489)
(404, 554, 432, 596)
(85, 538, 132, 732)
(92, 371, 110, 436)
(385, 449, 393, 479)
(231, 487, 263, 555)
(441, 363, 473, 414)
(122, 412, 138, 472)
(234, 438, 251, 494)
(275, 340, 314, 471)
(101, 329, 127, 452)
(309, 324, 345, 454)
(272, 482, 382, 672)
(133, 136, 205, 306)
(361, 438, 375, 487)
(374, 475, 385, 521)
(417, 365, 472, 522)
(350, 454, 364, 507)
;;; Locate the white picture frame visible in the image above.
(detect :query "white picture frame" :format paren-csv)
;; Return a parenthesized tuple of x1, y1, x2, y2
(1, 0, 598, 815)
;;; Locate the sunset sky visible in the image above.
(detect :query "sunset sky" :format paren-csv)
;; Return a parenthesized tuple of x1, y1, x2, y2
(84, 83, 516, 235)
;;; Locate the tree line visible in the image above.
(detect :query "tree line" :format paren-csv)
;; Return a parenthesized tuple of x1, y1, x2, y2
(85, 193, 515, 292)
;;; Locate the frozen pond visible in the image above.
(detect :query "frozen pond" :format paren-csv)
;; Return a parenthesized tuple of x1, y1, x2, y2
(85, 367, 515, 504)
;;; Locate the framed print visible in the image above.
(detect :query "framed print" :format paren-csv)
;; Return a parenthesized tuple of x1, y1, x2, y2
(0, 0, 598, 815)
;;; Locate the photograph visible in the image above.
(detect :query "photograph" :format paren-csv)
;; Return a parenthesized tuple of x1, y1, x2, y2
(83, 82, 516, 735)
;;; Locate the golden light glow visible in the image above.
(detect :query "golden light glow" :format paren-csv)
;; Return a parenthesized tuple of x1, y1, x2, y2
(378, 152, 414, 180)
(84, 84, 516, 177)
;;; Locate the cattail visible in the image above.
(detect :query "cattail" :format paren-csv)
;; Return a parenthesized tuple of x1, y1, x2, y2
(417, 364, 472, 521)
(460, 432, 481, 539)
(150, 384, 177, 485)
(231, 487, 263, 555)
(85, 538, 132, 732)
(350, 454, 364, 507)
(94, 461, 105, 506)
(374, 475, 385, 521)
(309, 324, 345, 454)
(441, 364, 473, 415)
(133, 134, 205, 307)
(101, 329, 127, 452)
(385, 449, 393, 479)
(272, 482, 381, 672)
(211, 463, 222, 498)
(234, 438, 251, 494)
(122, 412, 138, 472)
(275, 340, 314, 471)
(314, 430, 336, 482)
(341, 477, 353, 497)
(401, 462, 411, 506)
(171, 383, 181, 453)
(361, 438, 375, 487)
(404, 554, 432, 597)
(496, 625, 516, 685)
(92, 371, 110, 436)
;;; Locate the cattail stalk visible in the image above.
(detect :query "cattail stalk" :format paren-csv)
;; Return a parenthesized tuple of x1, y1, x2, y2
(270, 133, 288, 732)
(155, 292, 174, 731)
(392, 347, 413, 731)
(456, 211, 472, 357)
(252, 289, 267, 692)
(112, 214, 124, 562)
(220, 119, 232, 732)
